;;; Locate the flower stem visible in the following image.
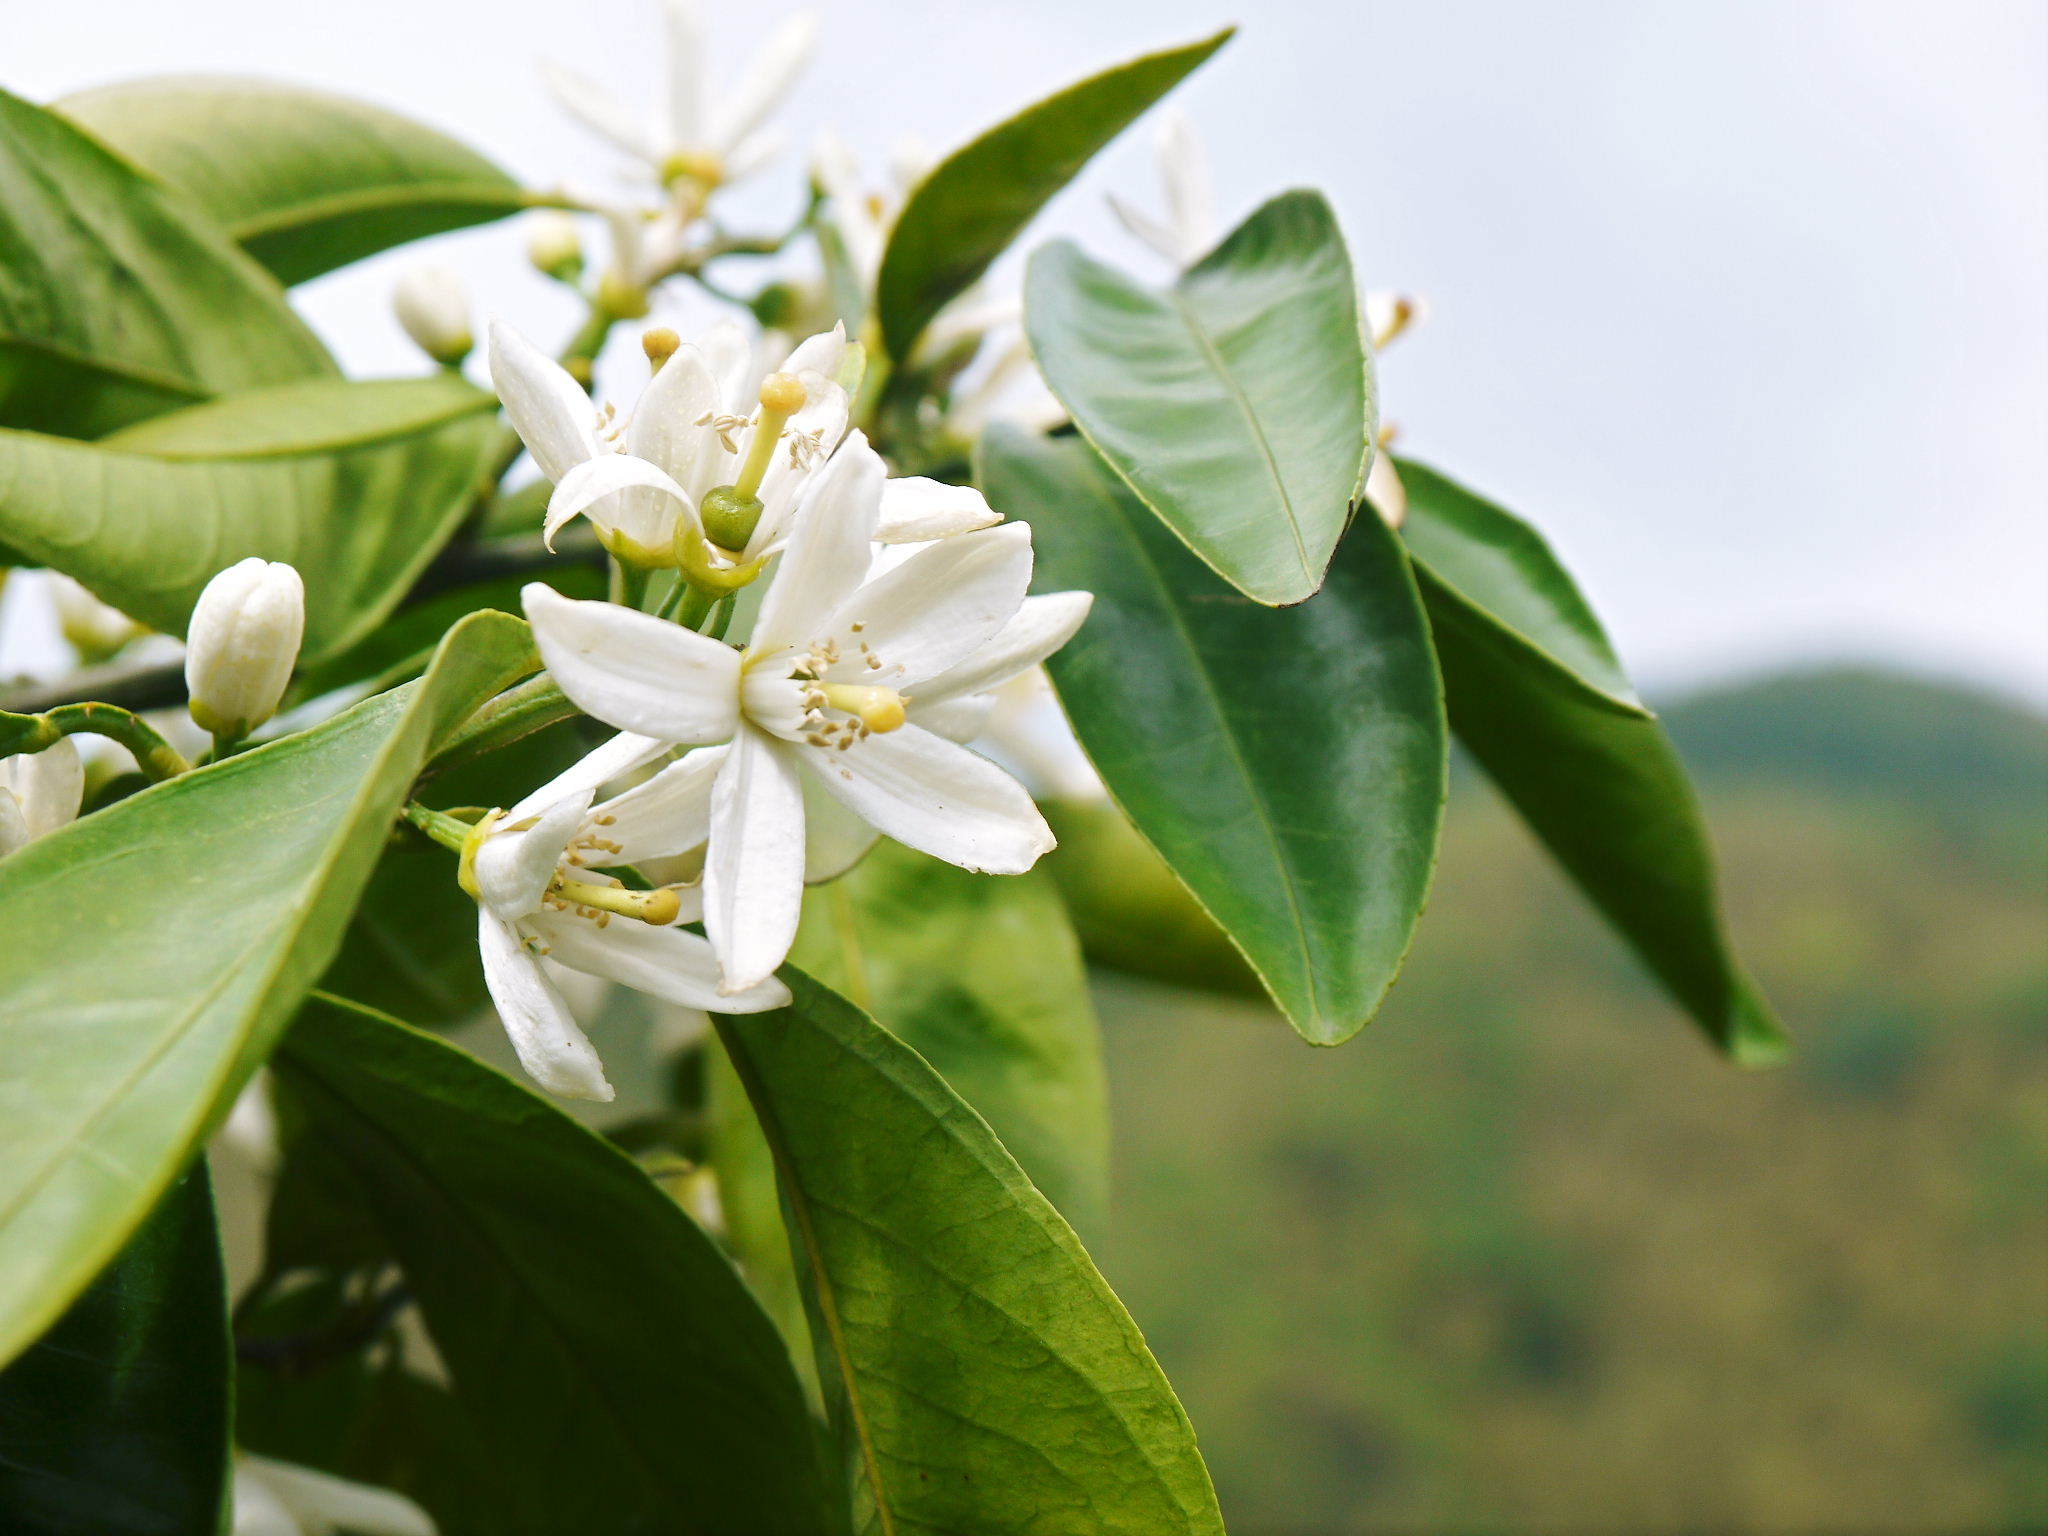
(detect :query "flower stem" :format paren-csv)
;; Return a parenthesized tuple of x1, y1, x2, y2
(7, 702, 192, 780)
(402, 801, 478, 853)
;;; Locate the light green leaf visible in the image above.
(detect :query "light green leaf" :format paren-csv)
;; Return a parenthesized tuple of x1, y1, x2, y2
(1026, 190, 1371, 605)
(875, 29, 1232, 361)
(792, 841, 1110, 1242)
(0, 610, 534, 1371)
(273, 993, 834, 1536)
(0, 1170, 229, 1536)
(0, 86, 333, 438)
(713, 971, 1224, 1536)
(981, 427, 1444, 1045)
(59, 76, 527, 286)
(1399, 459, 1785, 1062)
(0, 376, 499, 660)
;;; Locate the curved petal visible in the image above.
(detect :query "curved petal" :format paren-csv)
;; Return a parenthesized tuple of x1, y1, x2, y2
(779, 323, 847, 383)
(541, 61, 662, 165)
(626, 342, 722, 489)
(906, 693, 996, 744)
(800, 769, 880, 882)
(661, 0, 708, 148)
(478, 910, 613, 1101)
(0, 736, 83, 839)
(820, 522, 1032, 689)
(527, 907, 788, 1013)
(913, 590, 1093, 706)
(488, 319, 601, 482)
(544, 453, 697, 551)
(874, 477, 1002, 544)
(0, 790, 30, 860)
(524, 584, 740, 744)
(474, 790, 589, 921)
(506, 732, 672, 823)
(805, 723, 1053, 875)
(746, 433, 882, 657)
(590, 743, 725, 864)
(709, 10, 818, 159)
(693, 319, 757, 412)
(1156, 108, 1215, 262)
(745, 378, 851, 558)
(703, 728, 806, 993)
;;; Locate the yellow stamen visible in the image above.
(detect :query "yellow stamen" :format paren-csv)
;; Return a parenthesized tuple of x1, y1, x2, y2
(642, 327, 681, 371)
(550, 876, 683, 926)
(819, 683, 906, 734)
(732, 372, 807, 500)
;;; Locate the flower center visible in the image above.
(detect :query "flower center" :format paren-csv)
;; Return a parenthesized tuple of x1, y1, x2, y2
(543, 876, 683, 929)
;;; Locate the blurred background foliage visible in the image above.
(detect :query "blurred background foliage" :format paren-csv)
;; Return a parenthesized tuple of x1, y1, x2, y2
(1089, 664, 2045, 1534)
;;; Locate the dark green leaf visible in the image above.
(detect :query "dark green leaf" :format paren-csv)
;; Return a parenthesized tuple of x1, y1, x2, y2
(1026, 190, 1370, 604)
(981, 427, 1444, 1044)
(59, 77, 527, 286)
(1400, 459, 1785, 1062)
(0, 1171, 228, 1536)
(0, 611, 534, 1370)
(714, 972, 1224, 1536)
(0, 86, 332, 437)
(275, 993, 832, 1536)
(0, 377, 499, 660)
(792, 841, 1110, 1242)
(875, 29, 1232, 361)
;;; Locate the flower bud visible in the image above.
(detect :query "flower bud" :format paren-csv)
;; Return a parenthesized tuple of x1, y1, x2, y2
(525, 210, 585, 283)
(392, 265, 474, 367)
(185, 559, 305, 740)
(49, 574, 143, 661)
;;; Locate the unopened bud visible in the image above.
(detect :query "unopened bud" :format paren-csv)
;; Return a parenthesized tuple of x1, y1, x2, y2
(757, 371, 807, 416)
(642, 327, 681, 371)
(525, 211, 585, 282)
(392, 265, 474, 367)
(185, 559, 305, 741)
(597, 272, 651, 321)
(49, 574, 142, 661)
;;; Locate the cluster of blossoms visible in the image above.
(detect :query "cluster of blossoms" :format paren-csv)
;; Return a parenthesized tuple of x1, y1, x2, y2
(466, 319, 1090, 1100)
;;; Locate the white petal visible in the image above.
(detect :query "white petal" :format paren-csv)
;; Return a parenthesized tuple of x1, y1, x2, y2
(524, 584, 740, 743)
(746, 433, 882, 657)
(0, 790, 30, 860)
(703, 728, 806, 993)
(544, 454, 696, 551)
(806, 723, 1053, 874)
(1365, 449, 1407, 529)
(874, 477, 1003, 544)
(908, 693, 996, 743)
(745, 377, 851, 556)
(913, 590, 1093, 706)
(1107, 192, 1187, 266)
(719, 128, 786, 186)
(820, 522, 1032, 689)
(780, 323, 847, 382)
(478, 911, 613, 1101)
(528, 906, 788, 1013)
(590, 743, 725, 864)
(237, 1453, 435, 1536)
(661, 0, 708, 149)
(0, 736, 83, 839)
(694, 319, 757, 411)
(541, 61, 662, 165)
(474, 789, 589, 920)
(800, 770, 879, 882)
(1156, 108, 1215, 263)
(488, 319, 601, 482)
(506, 732, 672, 823)
(626, 342, 721, 486)
(710, 10, 818, 159)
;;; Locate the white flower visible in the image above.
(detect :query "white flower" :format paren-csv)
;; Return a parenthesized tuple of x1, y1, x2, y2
(464, 732, 789, 1101)
(391, 264, 473, 367)
(184, 559, 304, 741)
(1108, 109, 1216, 269)
(232, 1452, 434, 1536)
(523, 435, 1068, 991)
(49, 574, 143, 659)
(525, 209, 585, 280)
(543, 1, 818, 206)
(810, 129, 934, 298)
(0, 737, 82, 858)
(488, 318, 997, 566)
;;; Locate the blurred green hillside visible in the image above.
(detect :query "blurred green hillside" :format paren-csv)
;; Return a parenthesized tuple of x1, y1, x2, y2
(1090, 667, 2048, 1535)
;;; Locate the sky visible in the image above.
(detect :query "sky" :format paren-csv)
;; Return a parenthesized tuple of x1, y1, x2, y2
(6, 0, 2044, 701)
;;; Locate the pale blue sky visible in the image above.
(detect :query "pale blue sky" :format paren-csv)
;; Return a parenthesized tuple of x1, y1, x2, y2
(8, 0, 2044, 700)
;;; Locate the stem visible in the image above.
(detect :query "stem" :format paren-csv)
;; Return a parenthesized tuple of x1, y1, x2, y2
(705, 593, 737, 642)
(32, 703, 190, 780)
(421, 675, 579, 781)
(668, 583, 717, 631)
(402, 801, 477, 853)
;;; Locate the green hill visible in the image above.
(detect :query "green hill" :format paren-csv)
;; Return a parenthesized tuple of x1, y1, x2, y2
(1093, 666, 2048, 1535)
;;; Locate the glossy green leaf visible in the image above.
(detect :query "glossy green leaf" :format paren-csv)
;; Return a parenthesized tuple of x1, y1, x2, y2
(713, 972, 1224, 1536)
(1026, 190, 1371, 604)
(59, 76, 527, 286)
(981, 427, 1445, 1044)
(0, 1171, 228, 1536)
(1399, 459, 1785, 1062)
(0, 86, 332, 437)
(792, 841, 1110, 1242)
(875, 29, 1232, 361)
(0, 376, 499, 660)
(0, 611, 534, 1371)
(275, 993, 831, 1536)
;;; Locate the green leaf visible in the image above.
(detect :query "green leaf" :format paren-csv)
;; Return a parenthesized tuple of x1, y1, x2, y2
(0, 1171, 229, 1536)
(58, 76, 527, 286)
(0, 610, 534, 1371)
(1026, 190, 1371, 605)
(981, 427, 1445, 1044)
(713, 971, 1224, 1536)
(1399, 459, 1786, 1062)
(274, 993, 832, 1536)
(792, 841, 1111, 1242)
(0, 86, 333, 438)
(0, 376, 499, 660)
(875, 28, 1232, 361)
